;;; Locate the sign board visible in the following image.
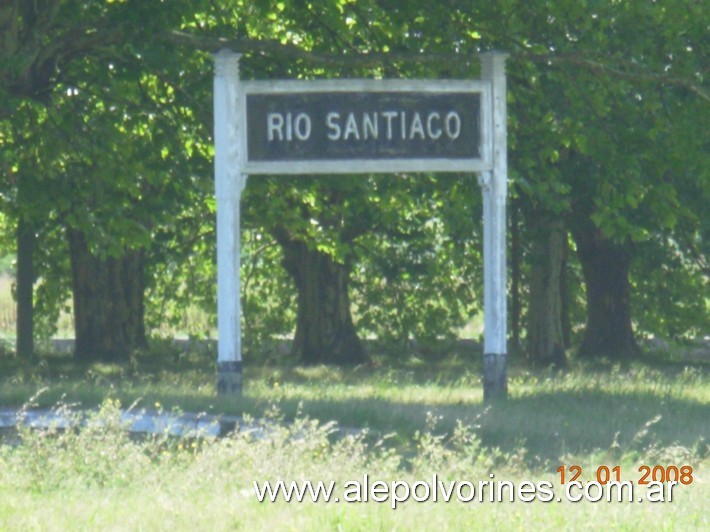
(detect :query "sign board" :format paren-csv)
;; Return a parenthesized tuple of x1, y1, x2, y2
(214, 50, 509, 402)
(240, 80, 492, 174)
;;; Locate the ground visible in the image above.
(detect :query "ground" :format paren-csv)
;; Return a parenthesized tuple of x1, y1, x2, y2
(0, 346, 708, 529)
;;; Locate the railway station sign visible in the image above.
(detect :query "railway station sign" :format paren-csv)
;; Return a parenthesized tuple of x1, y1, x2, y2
(240, 80, 492, 174)
(214, 50, 509, 402)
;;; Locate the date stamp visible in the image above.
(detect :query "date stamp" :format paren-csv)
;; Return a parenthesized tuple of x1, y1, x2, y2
(555, 464, 694, 503)
(557, 465, 694, 485)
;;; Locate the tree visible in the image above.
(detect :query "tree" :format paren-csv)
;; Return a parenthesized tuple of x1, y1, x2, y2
(0, 0, 219, 361)
(526, 213, 567, 367)
(469, 0, 708, 358)
(261, 176, 370, 365)
(50, 40, 216, 361)
(230, 0, 484, 365)
(0, 1, 138, 359)
(179, 0, 708, 363)
(2, 0, 706, 368)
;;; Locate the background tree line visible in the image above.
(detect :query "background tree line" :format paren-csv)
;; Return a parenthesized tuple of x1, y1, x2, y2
(0, 0, 707, 366)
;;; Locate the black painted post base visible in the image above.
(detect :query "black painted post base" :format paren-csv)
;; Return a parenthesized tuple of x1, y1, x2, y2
(217, 361, 242, 396)
(483, 353, 507, 402)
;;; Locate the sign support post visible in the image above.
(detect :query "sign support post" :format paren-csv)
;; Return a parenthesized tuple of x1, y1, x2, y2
(212, 50, 508, 401)
(214, 49, 246, 396)
(480, 51, 509, 402)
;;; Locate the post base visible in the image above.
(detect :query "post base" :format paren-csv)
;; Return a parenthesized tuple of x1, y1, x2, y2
(483, 353, 507, 402)
(217, 361, 242, 396)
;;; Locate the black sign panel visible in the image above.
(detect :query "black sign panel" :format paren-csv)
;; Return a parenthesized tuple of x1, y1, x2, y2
(246, 92, 481, 162)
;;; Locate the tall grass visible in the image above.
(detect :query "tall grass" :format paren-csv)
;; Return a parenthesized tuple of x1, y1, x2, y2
(0, 394, 707, 530)
(0, 351, 708, 529)
(1, 353, 708, 462)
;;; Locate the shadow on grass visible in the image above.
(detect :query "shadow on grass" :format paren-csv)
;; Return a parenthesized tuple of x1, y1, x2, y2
(23, 383, 699, 467)
(1, 350, 708, 466)
(246, 389, 710, 463)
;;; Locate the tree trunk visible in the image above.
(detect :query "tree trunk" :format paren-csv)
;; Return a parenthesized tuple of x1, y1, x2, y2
(571, 221, 639, 359)
(15, 218, 35, 359)
(526, 215, 567, 368)
(509, 199, 521, 356)
(68, 229, 147, 362)
(278, 238, 367, 366)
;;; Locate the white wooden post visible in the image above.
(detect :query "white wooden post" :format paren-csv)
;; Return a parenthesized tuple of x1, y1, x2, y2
(480, 51, 509, 401)
(214, 49, 246, 396)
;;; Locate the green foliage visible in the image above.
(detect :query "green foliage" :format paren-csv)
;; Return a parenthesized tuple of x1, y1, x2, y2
(0, 255, 12, 276)
(0, 0, 707, 351)
(632, 235, 708, 339)
(241, 229, 297, 347)
(353, 174, 482, 342)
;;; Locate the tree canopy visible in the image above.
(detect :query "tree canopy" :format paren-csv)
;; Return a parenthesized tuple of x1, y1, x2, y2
(0, 0, 707, 363)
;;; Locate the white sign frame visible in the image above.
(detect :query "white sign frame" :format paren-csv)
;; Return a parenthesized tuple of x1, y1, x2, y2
(213, 50, 509, 402)
(239, 79, 493, 175)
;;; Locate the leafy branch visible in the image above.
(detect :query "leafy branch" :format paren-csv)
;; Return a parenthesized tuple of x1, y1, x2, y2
(164, 30, 709, 102)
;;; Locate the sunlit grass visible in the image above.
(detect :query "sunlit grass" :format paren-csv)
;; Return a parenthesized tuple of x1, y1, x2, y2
(0, 389, 707, 530)
(1, 350, 708, 466)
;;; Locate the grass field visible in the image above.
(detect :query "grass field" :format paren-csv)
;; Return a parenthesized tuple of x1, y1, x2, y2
(0, 349, 708, 529)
